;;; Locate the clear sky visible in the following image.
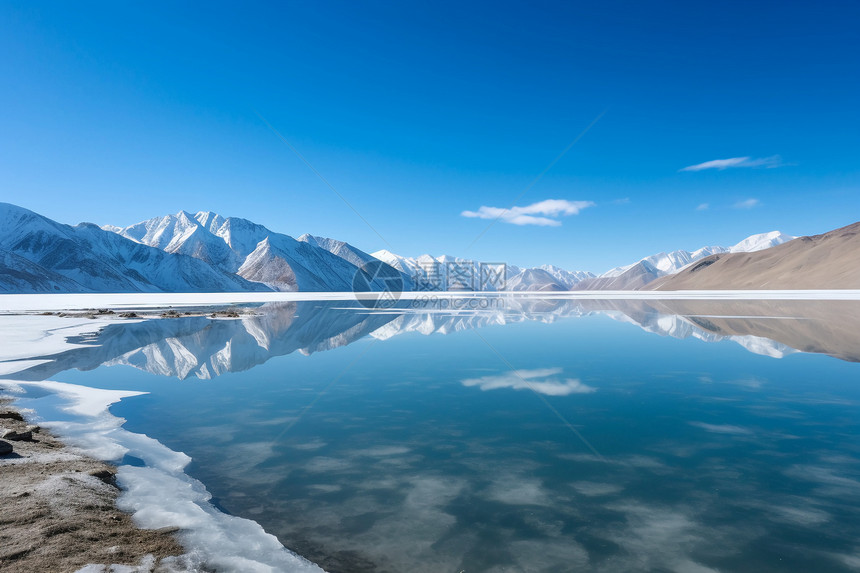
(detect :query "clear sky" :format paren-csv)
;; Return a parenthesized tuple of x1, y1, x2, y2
(1, 1, 858, 272)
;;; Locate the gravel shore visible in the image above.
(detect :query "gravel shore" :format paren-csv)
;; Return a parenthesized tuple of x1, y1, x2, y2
(0, 399, 186, 573)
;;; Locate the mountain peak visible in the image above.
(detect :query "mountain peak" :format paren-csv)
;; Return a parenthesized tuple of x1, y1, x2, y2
(195, 211, 225, 232)
(175, 210, 198, 223)
(730, 231, 794, 253)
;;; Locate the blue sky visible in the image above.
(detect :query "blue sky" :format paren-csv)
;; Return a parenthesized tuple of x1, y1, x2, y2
(1, 1, 858, 272)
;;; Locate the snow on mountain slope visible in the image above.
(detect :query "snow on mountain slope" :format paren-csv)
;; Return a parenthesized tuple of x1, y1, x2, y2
(0, 203, 269, 293)
(598, 231, 793, 281)
(729, 231, 794, 253)
(236, 233, 366, 292)
(1, 201, 801, 294)
(371, 250, 422, 276)
(299, 234, 376, 269)
(574, 259, 664, 290)
(118, 210, 198, 251)
(113, 211, 386, 292)
(0, 248, 88, 293)
(116, 211, 241, 270)
(505, 269, 567, 291)
(194, 211, 226, 235)
(237, 238, 299, 291)
(581, 230, 796, 291)
(69, 223, 267, 292)
(649, 222, 857, 290)
(372, 250, 577, 291)
(538, 265, 595, 288)
(201, 214, 272, 260)
(600, 247, 729, 279)
(299, 235, 408, 290)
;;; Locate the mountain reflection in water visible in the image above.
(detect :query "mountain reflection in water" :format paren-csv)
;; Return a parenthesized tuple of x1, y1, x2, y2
(4, 298, 859, 382)
(4, 297, 860, 573)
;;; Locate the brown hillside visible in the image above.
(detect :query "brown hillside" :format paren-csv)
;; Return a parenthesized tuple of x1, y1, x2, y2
(647, 221, 860, 290)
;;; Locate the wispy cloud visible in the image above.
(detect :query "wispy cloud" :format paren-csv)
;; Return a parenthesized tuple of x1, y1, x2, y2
(695, 203, 709, 211)
(681, 155, 783, 172)
(461, 199, 594, 227)
(734, 198, 761, 209)
(461, 367, 595, 396)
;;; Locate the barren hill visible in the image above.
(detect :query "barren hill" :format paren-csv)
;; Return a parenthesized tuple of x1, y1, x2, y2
(647, 221, 860, 290)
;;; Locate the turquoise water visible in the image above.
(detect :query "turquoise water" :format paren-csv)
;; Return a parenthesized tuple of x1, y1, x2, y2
(31, 300, 860, 572)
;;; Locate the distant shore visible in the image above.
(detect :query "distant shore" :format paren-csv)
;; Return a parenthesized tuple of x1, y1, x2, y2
(0, 399, 186, 572)
(3, 289, 860, 314)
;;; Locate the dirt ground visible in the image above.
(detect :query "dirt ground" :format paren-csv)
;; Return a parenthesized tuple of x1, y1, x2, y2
(0, 399, 188, 573)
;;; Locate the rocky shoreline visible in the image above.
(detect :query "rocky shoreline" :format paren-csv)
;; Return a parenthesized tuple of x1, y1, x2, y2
(0, 399, 186, 573)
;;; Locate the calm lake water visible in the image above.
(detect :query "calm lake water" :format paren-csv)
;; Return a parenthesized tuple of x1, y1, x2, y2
(6, 298, 860, 572)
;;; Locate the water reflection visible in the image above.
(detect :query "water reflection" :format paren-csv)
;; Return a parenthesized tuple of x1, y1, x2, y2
(3, 298, 860, 572)
(4, 298, 859, 382)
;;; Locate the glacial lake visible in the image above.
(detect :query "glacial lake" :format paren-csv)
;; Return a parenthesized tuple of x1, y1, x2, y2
(4, 297, 860, 572)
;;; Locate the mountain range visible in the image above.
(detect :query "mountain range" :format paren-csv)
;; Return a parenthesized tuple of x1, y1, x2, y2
(572, 230, 793, 290)
(0, 203, 403, 293)
(0, 202, 845, 294)
(0, 203, 267, 293)
(371, 229, 791, 292)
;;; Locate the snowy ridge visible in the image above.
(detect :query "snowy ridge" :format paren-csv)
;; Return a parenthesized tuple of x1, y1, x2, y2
(0, 203, 267, 294)
(602, 231, 793, 278)
(729, 231, 795, 253)
(600, 247, 727, 279)
(578, 231, 795, 290)
(111, 210, 403, 293)
(538, 265, 596, 288)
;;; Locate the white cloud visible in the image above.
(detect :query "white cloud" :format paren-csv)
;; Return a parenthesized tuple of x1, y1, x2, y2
(461, 199, 594, 227)
(461, 367, 595, 396)
(733, 198, 761, 209)
(695, 203, 709, 211)
(680, 155, 783, 172)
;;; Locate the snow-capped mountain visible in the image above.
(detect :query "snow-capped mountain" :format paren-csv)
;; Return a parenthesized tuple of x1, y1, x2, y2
(299, 234, 380, 271)
(370, 229, 793, 293)
(573, 260, 665, 290)
(0, 203, 267, 293)
(504, 268, 568, 291)
(112, 211, 400, 292)
(0, 202, 800, 294)
(371, 229, 793, 293)
(599, 246, 727, 279)
(575, 231, 794, 290)
(371, 251, 512, 290)
(370, 250, 596, 291)
(649, 223, 858, 290)
(113, 210, 242, 270)
(538, 265, 596, 288)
